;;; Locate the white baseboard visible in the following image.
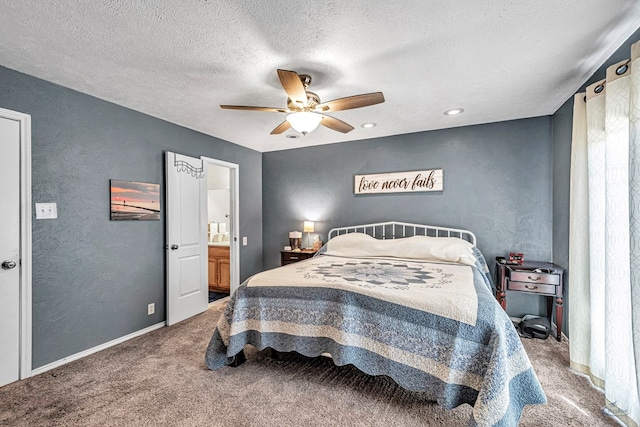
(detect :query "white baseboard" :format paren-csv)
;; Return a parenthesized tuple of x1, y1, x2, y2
(30, 322, 166, 377)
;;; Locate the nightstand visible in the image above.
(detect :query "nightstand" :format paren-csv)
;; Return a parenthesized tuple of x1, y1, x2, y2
(280, 250, 317, 266)
(495, 260, 564, 341)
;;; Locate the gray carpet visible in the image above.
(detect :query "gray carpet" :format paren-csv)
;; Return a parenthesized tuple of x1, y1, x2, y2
(0, 302, 619, 426)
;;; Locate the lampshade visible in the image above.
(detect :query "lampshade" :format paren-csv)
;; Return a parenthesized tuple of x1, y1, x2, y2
(303, 221, 315, 233)
(286, 112, 322, 135)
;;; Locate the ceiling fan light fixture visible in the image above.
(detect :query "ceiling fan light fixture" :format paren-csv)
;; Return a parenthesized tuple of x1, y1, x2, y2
(223, 69, 384, 136)
(361, 122, 377, 128)
(286, 112, 322, 135)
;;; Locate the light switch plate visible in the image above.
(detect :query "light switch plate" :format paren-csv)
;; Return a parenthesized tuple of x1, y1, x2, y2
(35, 203, 57, 219)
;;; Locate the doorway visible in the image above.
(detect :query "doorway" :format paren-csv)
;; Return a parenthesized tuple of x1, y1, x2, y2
(0, 107, 32, 387)
(202, 157, 240, 300)
(165, 153, 240, 325)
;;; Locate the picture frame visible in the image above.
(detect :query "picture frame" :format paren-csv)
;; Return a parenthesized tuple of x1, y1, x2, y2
(110, 179, 160, 221)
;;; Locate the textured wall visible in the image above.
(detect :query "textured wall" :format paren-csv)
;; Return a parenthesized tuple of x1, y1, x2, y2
(0, 65, 263, 369)
(551, 98, 573, 338)
(263, 118, 553, 318)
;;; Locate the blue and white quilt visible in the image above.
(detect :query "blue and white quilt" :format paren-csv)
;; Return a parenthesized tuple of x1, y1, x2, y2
(205, 238, 546, 427)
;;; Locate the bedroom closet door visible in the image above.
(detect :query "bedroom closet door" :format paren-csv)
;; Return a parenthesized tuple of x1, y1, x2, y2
(0, 109, 31, 388)
(166, 152, 208, 326)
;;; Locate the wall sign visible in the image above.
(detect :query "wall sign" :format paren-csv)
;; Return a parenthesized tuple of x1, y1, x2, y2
(354, 169, 443, 195)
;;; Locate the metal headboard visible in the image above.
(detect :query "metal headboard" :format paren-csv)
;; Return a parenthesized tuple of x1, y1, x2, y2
(327, 221, 476, 246)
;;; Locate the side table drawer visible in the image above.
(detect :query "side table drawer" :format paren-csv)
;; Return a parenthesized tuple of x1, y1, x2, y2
(508, 270, 559, 286)
(280, 250, 317, 266)
(507, 279, 557, 295)
(282, 253, 303, 263)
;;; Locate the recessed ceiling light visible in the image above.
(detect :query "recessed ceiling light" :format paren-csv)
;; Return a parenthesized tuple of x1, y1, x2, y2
(444, 108, 464, 116)
(285, 134, 299, 139)
(361, 122, 377, 128)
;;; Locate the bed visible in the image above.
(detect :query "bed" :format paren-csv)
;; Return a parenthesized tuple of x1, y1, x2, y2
(205, 221, 546, 426)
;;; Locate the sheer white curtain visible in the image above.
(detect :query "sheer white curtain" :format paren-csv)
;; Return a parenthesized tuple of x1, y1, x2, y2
(569, 40, 640, 426)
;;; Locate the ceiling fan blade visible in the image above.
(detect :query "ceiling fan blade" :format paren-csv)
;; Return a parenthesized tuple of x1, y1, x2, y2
(319, 114, 354, 133)
(270, 120, 292, 134)
(220, 105, 288, 113)
(315, 92, 385, 112)
(277, 69, 308, 107)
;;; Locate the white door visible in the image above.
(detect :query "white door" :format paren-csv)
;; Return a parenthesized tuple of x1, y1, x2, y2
(166, 152, 209, 325)
(0, 116, 21, 387)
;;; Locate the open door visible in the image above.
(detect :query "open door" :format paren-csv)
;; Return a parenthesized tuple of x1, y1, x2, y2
(202, 156, 240, 296)
(166, 152, 208, 326)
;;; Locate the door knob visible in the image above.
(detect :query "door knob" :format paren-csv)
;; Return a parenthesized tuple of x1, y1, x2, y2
(170, 244, 179, 250)
(2, 260, 17, 270)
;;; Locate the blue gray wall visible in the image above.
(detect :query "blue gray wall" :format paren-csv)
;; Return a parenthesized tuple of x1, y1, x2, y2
(263, 118, 554, 318)
(0, 65, 263, 369)
(551, 27, 640, 338)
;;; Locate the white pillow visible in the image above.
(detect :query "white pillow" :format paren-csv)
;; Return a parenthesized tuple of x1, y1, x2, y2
(324, 233, 476, 266)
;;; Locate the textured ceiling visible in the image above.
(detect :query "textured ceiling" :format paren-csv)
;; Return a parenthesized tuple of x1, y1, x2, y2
(0, 1, 639, 152)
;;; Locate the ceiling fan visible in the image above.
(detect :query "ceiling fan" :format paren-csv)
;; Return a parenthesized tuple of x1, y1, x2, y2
(221, 69, 385, 136)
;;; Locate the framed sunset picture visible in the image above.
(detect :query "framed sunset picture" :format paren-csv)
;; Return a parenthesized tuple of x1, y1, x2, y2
(110, 180, 160, 221)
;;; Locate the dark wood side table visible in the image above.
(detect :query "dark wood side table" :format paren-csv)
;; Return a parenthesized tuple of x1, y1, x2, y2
(495, 260, 565, 341)
(280, 249, 317, 266)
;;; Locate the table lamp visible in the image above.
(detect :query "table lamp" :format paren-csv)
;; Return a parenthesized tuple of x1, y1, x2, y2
(288, 231, 302, 250)
(303, 221, 314, 249)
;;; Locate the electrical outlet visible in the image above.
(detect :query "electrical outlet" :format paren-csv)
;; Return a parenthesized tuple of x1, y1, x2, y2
(147, 303, 155, 315)
(35, 203, 58, 219)
(242, 236, 247, 246)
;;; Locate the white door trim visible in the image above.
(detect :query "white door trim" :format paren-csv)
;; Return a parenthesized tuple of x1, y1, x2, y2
(0, 107, 32, 380)
(201, 156, 240, 295)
